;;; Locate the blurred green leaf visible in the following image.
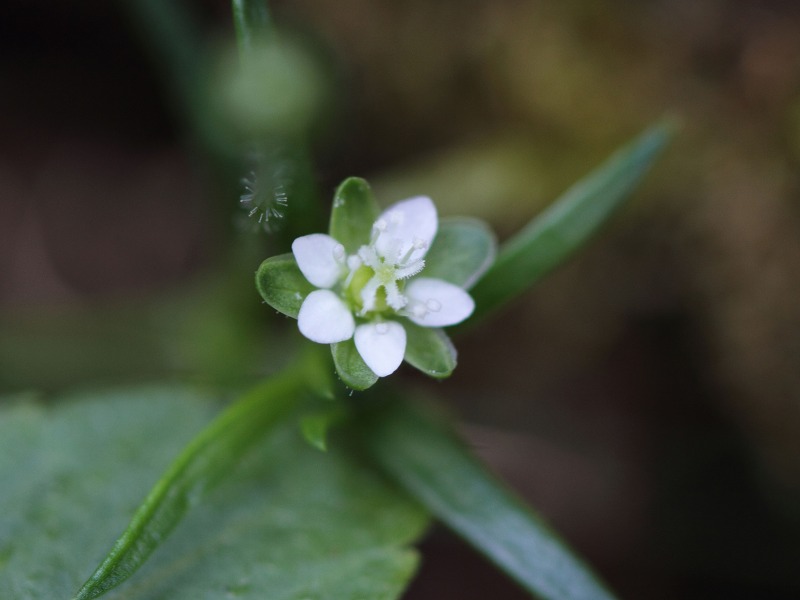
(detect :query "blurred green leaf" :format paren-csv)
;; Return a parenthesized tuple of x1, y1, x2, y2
(469, 120, 674, 321)
(0, 383, 427, 599)
(424, 217, 497, 289)
(329, 177, 380, 254)
(403, 323, 456, 379)
(255, 253, 314, 318)
(331, 339, 378, 390)
(215, 36, 323, 140)
(232, 0, 272, 54)
(299, 408, 345, 452)
(124, 0, 233, 157)
(362, 398, 619, 600)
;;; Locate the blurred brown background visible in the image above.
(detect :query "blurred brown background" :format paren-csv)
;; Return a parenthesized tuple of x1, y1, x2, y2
(2, 0, 800, 598)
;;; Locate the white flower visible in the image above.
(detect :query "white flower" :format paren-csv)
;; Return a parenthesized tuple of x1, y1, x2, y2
(291, 196, 475, 377)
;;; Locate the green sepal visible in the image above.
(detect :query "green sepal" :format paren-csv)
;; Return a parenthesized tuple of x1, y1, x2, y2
(329, 177, 380, 254)
(424, 217, 497, 289)
(332, 339, 378, 390)
(403, 322, 457, 379)
(255, 253, 314, 318)
(299, 407, 346, 452)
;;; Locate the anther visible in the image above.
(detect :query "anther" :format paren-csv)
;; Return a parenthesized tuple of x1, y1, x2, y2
(347, 255, 362, 271)
(426, 299, 442, 312)
(370, 219, 388, 245)
(332, 244, 346, 261)
(410, 303, 427, 318)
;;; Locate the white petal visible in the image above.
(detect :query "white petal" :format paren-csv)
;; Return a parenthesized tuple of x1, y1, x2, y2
(298, 290, 355, 343)
(354, 321, 407, 377)
(375, 196, 437, 263)
(405, 277, 475, 327)
(292, 234, 343, 288)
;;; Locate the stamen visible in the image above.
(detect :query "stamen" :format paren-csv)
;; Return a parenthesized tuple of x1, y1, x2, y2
(426, 299, 442, 312)
(409, 303, 427, 318)
(343, 254, 363, 288)
(399, 237, 428, 265)
(332, 244, 346, 262)
(370, 219, 388, 245)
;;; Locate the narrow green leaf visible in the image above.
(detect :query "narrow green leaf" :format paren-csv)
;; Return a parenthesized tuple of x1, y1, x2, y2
(362, 399, 619, 600)
(470, 120, 674, 320)
(73, 370, 311, 600)
(329, 177, 380, 254)
(424, 217, 497, 289)
(332, 339, 379, 390)
(255, 253, 314, 318)
(403, 322, 457, 379)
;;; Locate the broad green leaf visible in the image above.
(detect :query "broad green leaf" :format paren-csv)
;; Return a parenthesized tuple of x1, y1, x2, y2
(403, 322, 457, 379)
(74, 369, 311, 599)
(329, 177, 380, 254)
(0, 385, 428, 600)
(332, 339, 379, 390)
(424, 217, 497, 289)
(362, 398, 619, 600)
(470, 120, 674, 321)
(255, 253, 314, 318)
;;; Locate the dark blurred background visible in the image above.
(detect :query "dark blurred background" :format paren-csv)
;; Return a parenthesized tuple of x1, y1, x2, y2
(3, 1, 800, 598)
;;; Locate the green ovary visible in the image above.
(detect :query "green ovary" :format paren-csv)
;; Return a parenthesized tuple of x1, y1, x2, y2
(345, 264, 398, 314)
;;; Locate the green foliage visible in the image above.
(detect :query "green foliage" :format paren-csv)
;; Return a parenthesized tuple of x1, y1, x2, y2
(403, 322, 457, 379)
(4, 111, 673, 593)
(299, 408, 345, 452)
(423, 217, 497, 289)
(362, 399, 619, 600)
(331, 340, 379, 390)
(329, 177, 380, 254)
(0, 385, 428, 600)
(231, 0, 272, 53)
(470, 120, 674, 321)
(255, 253, 314, 319)
(73, 371, 316, 600)
(214, 36, 324, 139)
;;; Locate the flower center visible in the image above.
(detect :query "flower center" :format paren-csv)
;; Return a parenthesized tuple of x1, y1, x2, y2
(339, 214, 429, 316)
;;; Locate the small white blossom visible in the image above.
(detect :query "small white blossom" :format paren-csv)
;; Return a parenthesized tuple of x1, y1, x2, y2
(291, 196, 474, 377)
